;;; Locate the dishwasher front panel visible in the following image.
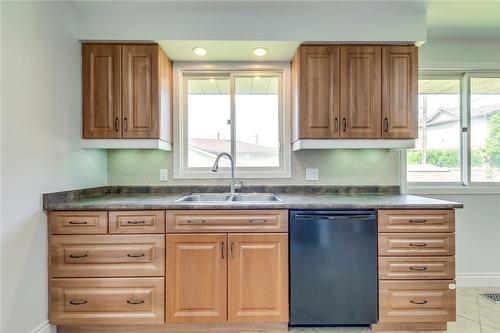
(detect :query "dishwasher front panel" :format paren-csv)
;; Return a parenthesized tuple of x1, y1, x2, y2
(289, 210, 378, 326)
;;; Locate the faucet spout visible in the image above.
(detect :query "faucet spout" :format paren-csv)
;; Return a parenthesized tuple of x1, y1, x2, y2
(211, 153, 237, 197)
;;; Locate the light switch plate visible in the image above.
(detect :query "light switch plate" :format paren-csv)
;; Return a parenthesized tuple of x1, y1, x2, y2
(305, 168, 319, 181)
(160, 168, 168, 182)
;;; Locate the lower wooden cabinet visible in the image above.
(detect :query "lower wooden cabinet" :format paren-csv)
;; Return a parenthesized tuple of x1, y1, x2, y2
(49, 277, 165, 325)
(166, 233, 289, 324)
(166, 234, 227, 324)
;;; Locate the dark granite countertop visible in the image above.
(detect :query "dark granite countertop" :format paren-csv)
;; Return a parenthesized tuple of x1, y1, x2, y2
(43, 186, 463, 210)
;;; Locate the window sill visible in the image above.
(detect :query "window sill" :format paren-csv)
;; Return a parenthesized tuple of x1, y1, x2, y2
(406, 185, 500, 195)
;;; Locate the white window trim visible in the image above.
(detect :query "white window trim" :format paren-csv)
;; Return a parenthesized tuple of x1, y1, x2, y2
(403, 70, 500, 195)
(172, 62, 292, 179)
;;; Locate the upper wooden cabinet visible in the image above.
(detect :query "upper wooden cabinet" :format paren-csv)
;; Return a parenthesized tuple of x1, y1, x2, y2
(82, 43, 172, 140)
(382, 46, 418, 139)
(292, 46, 340, 140)
(292, 44, 418, 141)
(340, 45, 382, 139)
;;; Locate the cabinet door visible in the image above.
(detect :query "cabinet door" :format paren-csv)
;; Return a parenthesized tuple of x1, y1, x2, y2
(82, 44, 122, 138)
(295, 46, 340, 139)
(382, 46, 418, 138)
(228, 233, 288, 323)
(122, 45, 160, 138)
(166, 234, 227, 323)
(340, 46, 382, 138)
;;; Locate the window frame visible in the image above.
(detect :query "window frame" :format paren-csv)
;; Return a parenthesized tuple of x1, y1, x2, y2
(403, 70, 500, 194)
(173, 62, 291, 179)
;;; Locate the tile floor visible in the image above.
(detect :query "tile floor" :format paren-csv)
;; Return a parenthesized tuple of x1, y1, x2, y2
(272, 288, 500, 333)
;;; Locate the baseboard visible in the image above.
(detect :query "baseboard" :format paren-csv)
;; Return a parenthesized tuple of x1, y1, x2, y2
(457, 273, 500, 287)
(30, 321, 56, 333)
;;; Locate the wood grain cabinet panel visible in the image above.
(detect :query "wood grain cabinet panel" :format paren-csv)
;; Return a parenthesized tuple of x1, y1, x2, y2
(228, 233, 288, 323)
(379, 280, 456, 323)
(50, 235, 165, 277)
(82, 44, 122, 139)
(49, 277, 164, 325)
(109, 210, 165, 234)
(166, 210, 287, 233)
(382, 46, 418, 139)
(292, 45, 340, 139)
(379, 233, 455, 256)
(379, 257, 455, 280)
(378, 209, 455, 233)
(340, 46, 382, 138)
(49, 211, 108, 235)
(166, 234, 227, 324)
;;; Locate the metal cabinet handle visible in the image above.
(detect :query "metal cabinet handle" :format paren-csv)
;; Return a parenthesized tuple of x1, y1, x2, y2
(221, 242, 225, 259)
(69, 254, 88, 259)
(127, 220, 146, 225)
(343, 118, 347, 132)
(384, 118, 389, 132)
(68, 221, 87, 225)
(249, 219, 267, 223)
(127, 300, 144, 305)
(334, 118, 339, 132)
(409, 243, 427, 247)
(409, 266, 428, 271)
(127, 253, 145, 258)
(410, 300, 428, 305)
(69, 300, 87, 305)
(123, 117, 128, 132)
(230, 241, 234, 258)
(409, 219, 427, 223)
(187, 219, 206, 224)
(114, 117, 119, 132)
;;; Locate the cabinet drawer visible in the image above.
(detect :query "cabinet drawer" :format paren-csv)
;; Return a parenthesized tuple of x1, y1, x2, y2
(50, 235, 164, 277)
(379, 257, 455, 280)
(379, 280, 455, 323)
(49, 211, 107, 235)
(166, 210, 288, 233)
(379, 210, 454, 233)
(49, 277, 164, 325)
(109, 211, 165, 234)
(379, 233, 455, 256)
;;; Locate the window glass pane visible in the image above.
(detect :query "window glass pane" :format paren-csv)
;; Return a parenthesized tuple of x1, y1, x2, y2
(187, 77, 231, 167)
(407, 79, 462, 182)
(234, 76, 280, 167)
(471, 77, 500, 182)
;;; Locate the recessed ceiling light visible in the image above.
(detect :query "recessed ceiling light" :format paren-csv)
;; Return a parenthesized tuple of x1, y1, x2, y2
(253, 48, 268, 57)
(209, 78, 216, 83)
(192, 47, 207, 56)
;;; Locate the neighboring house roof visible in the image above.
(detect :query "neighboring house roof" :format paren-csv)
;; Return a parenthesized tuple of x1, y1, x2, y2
(423, 102, 500, 127)
(189, 138, 277, 154)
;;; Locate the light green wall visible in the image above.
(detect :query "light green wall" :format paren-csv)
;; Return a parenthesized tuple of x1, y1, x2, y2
(107, 149, 401, 186)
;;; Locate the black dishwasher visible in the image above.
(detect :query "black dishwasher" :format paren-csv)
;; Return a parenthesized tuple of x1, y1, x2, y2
(289, 210, 377, 326)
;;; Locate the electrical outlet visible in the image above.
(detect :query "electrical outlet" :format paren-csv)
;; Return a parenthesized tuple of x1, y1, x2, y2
(160, 168, 168, 182)
(305, 168, 319, 181)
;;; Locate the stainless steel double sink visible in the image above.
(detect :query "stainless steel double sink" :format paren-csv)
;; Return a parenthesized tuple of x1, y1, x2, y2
(174, 193, 282, 203)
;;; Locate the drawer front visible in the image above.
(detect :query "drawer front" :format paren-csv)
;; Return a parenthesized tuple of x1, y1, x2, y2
(166, 210, 288, 233)
(49, 211, 107, 235)
(378, 233, 455, 256)
(109, 211, 165, 234)
(50, 235, 164, 277)
(379, 280, 456, 323)
(378, 210, 455, 233)
(379, 257, 455, 280)
(49, 277, 164, 325)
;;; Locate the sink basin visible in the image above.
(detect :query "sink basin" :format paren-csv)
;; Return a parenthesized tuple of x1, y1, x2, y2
(174, 193, 281, 203)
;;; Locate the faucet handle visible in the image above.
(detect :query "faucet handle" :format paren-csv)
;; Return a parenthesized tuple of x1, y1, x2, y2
(235, 180, 244, 190)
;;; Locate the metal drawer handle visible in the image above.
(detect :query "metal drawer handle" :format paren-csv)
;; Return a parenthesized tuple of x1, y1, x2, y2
(127, 253, 145, 258)
(409, 219, 428, 223)
(69, 254, 88, 259)
(409, 266, 428, 271)
(127, 300, 144, 305)
(69, 300, 87, 305)
(127, 220, 146, 224)
(68, 221, 87, 225)
(187, 219, 206, 224)
(409, 243, 427, 247)
(249, 219, 267, 223)
(410, 300, 428, 305)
